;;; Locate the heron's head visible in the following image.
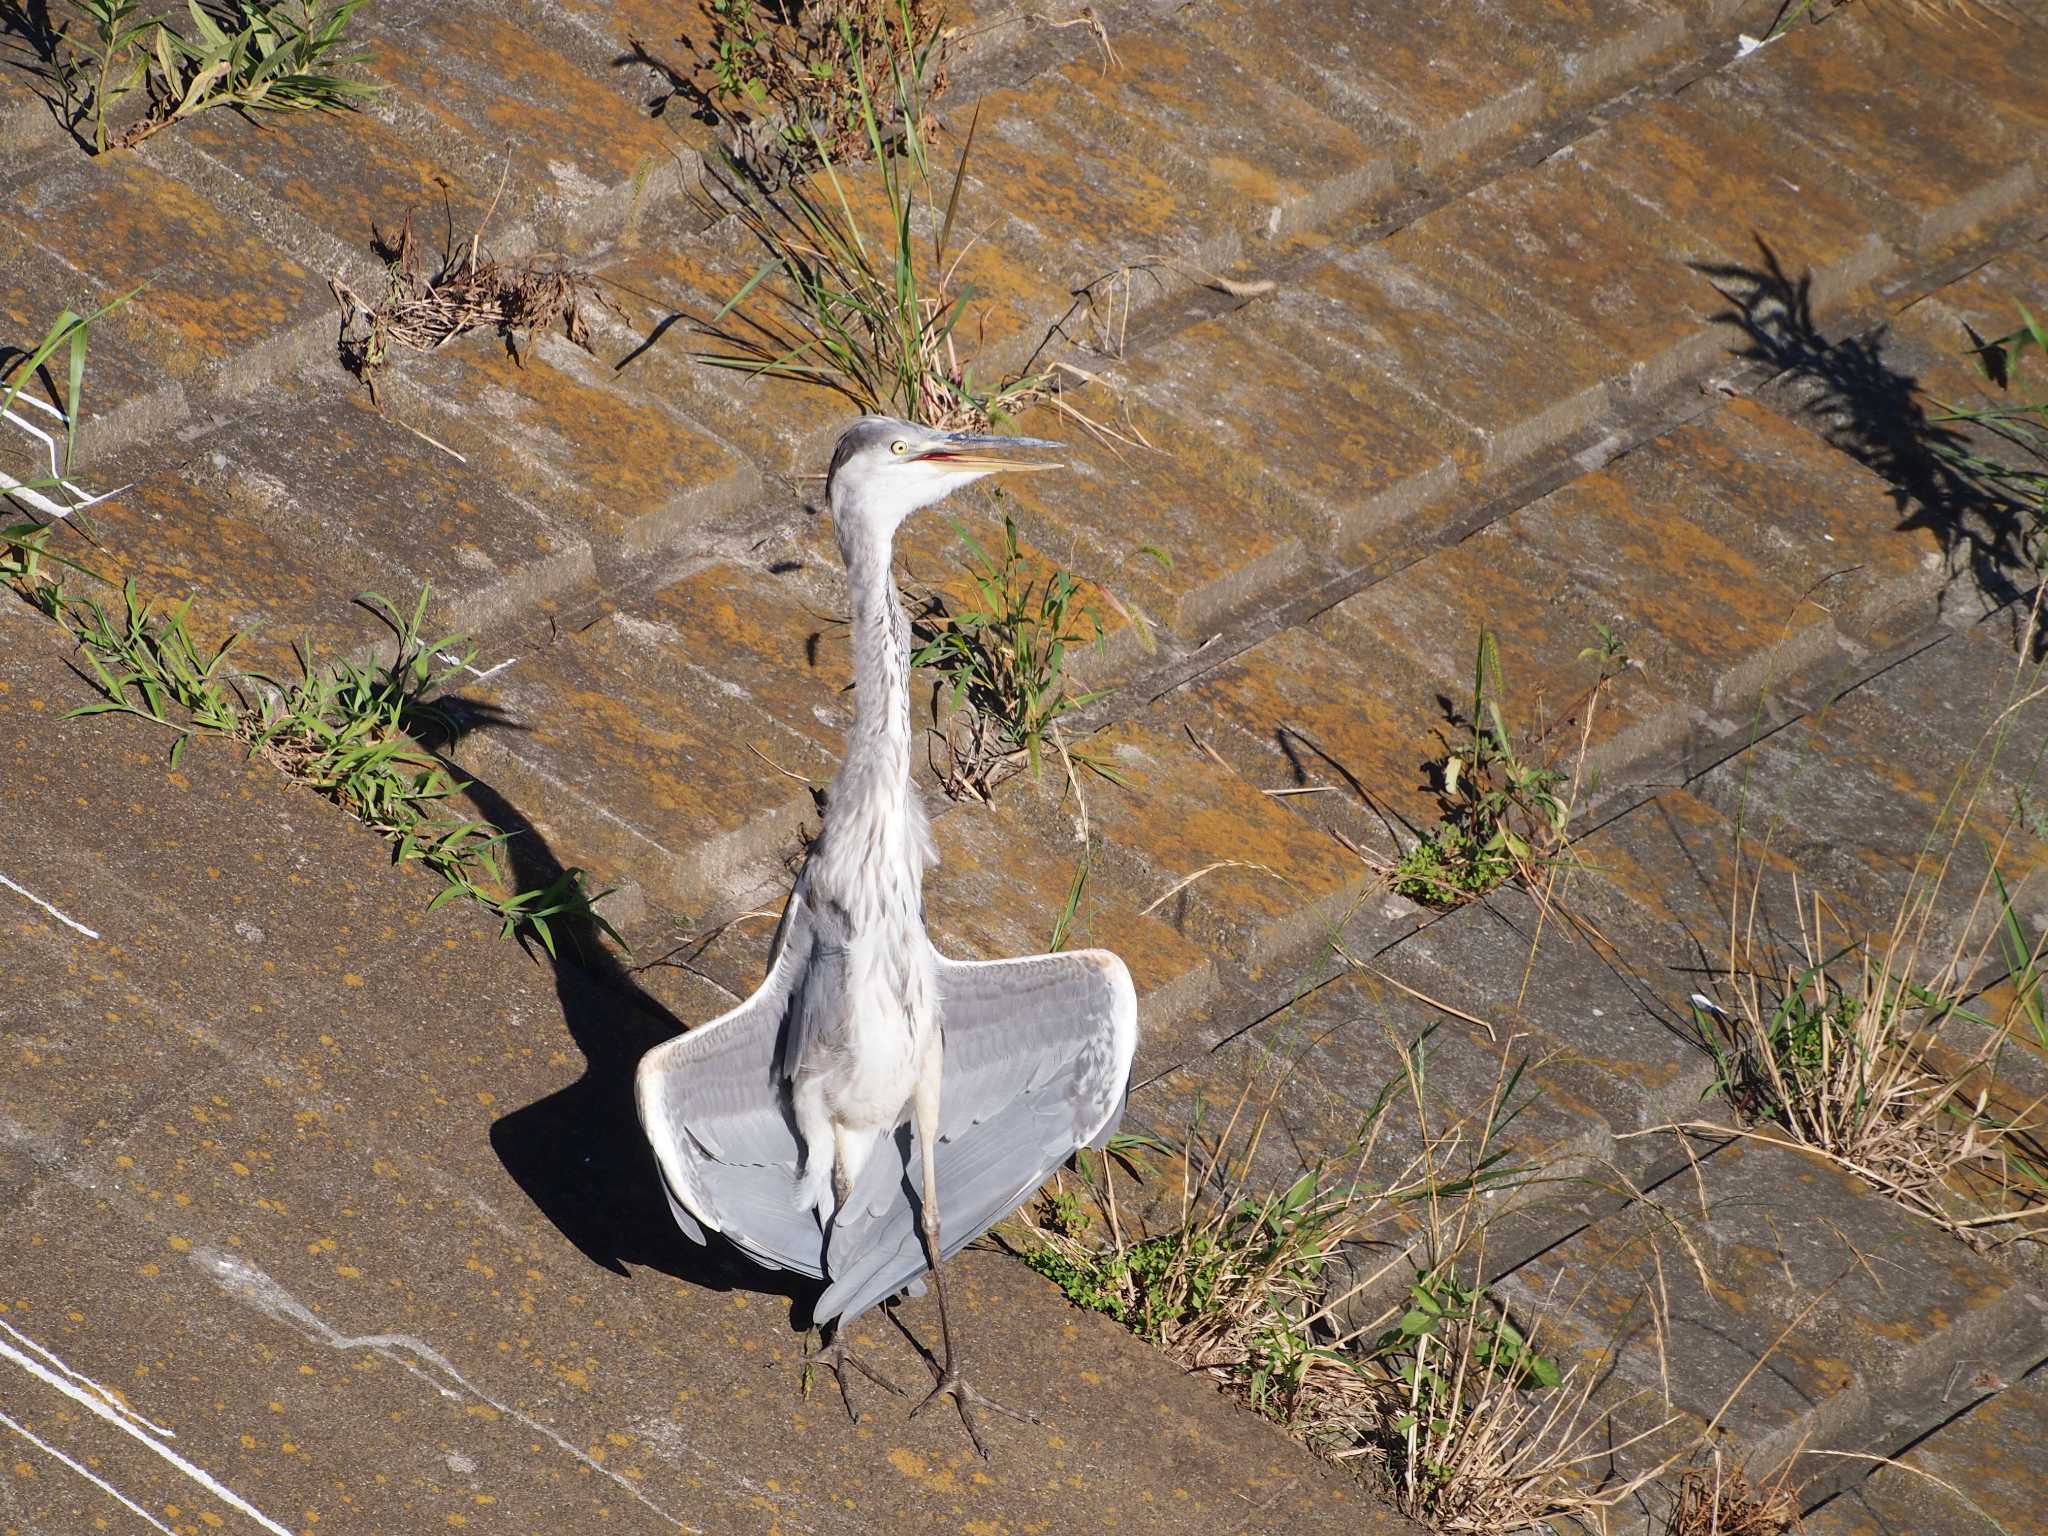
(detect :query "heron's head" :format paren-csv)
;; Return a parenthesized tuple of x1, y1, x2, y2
(825, 416, 1062, 538)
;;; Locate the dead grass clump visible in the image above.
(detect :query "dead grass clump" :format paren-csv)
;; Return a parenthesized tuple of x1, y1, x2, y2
(330, 212, 618, 402)
(1689, 591, 2048, 1247)
(1666, 1455, 1803, 1536)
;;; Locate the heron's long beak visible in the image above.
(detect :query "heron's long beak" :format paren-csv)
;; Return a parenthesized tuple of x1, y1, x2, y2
(914, 432, 1065, 474)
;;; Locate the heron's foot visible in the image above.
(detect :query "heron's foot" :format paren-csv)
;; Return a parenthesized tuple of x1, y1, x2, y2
(911, 1370, 1041, 1461)
(801, 1333, 904, 1424)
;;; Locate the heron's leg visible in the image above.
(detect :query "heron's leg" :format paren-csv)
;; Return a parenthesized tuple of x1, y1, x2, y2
(906, 1053, 1039, 1459)
(802, 1326, 904, 1423)
(803, 1153, 903, 1421)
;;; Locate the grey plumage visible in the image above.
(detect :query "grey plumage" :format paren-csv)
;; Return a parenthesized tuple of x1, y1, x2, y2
(634, 415, 1138, 1452)
(635, 920, 1136, 1318)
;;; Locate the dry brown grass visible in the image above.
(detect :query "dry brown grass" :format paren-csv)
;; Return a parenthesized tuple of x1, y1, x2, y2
(329, 207, 617, 403)
(1665, 1454, 1804, 1536)
(1683, 591, 2048, 1248)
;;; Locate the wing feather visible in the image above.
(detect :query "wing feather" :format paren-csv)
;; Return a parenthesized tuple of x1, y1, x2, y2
(814, 947, 1138, 1325)
(634, 891, 827, 1278)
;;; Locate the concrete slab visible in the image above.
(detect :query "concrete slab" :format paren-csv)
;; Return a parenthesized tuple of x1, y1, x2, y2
(1805, 1365, 2048, 1536)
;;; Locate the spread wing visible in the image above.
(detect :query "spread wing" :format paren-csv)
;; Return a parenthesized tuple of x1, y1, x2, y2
(633, 889, 827, 1278)
(814, 947, 1138, 1327)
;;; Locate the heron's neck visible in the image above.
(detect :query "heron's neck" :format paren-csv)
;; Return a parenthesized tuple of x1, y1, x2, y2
(837, 509, 912, 776)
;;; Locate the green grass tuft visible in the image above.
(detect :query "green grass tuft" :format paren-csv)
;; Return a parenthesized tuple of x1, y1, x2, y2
(1391, 625, 1628, 909)
(909, 511, 1116, 799)
(12, 558, 621, 958)
(40, 0, 376, 156)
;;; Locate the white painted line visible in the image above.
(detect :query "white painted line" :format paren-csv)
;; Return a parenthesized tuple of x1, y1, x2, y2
(0, 873, 100, 939)
(0, 1319, 292, 1536)
(1, 398, 127, 518)
(2, 1315, 176, 1437)
(436, 652, 518, 684)
(0, 1406, 178, 1536)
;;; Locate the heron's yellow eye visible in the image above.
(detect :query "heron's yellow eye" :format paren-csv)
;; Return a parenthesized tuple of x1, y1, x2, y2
(890, 440, 908, 455)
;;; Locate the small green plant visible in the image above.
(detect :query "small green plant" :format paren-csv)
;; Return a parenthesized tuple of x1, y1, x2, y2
(910, 512, 1111, 798)
(38, 0, 375, 155)
(698, 21, 1074, 435)
(1377, 1269, 1561, 1405)
(1391, 626, 1627, 909)
(698, 0, 948, 180)
(1930, 303, 2048, 571)
(4, 291, 140, 583)
(1047, 841, 1091, 950)
(1035, 1184, 1094, 1239)
(34, 576, 620, 959)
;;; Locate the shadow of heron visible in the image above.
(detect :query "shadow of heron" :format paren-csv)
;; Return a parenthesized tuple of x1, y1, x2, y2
(1696, 239, 2041, 640)
(435, 719, 819, 1315)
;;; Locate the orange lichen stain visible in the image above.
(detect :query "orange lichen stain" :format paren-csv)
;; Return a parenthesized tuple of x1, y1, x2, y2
(167, 1235, 191, 1253)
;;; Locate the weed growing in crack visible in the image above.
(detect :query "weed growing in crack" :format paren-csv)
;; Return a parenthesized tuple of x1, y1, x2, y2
(3, 292, 141, 575)
(1687, 587, 2048, 1246)
(1929, 302, 2048, 571)
(1390, 625, 1630, 909)
(32, 0, 375, 156)
(1012, 1034, 1699, 1534)
(15, 564, 619, 957)
(696, 25, 1135, 441)
(908, 511, 1116, 798)
(698, 0, 949, 181)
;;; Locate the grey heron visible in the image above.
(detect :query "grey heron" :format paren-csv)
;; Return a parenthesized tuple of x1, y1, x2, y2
(635, 415, 1140, 1456)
